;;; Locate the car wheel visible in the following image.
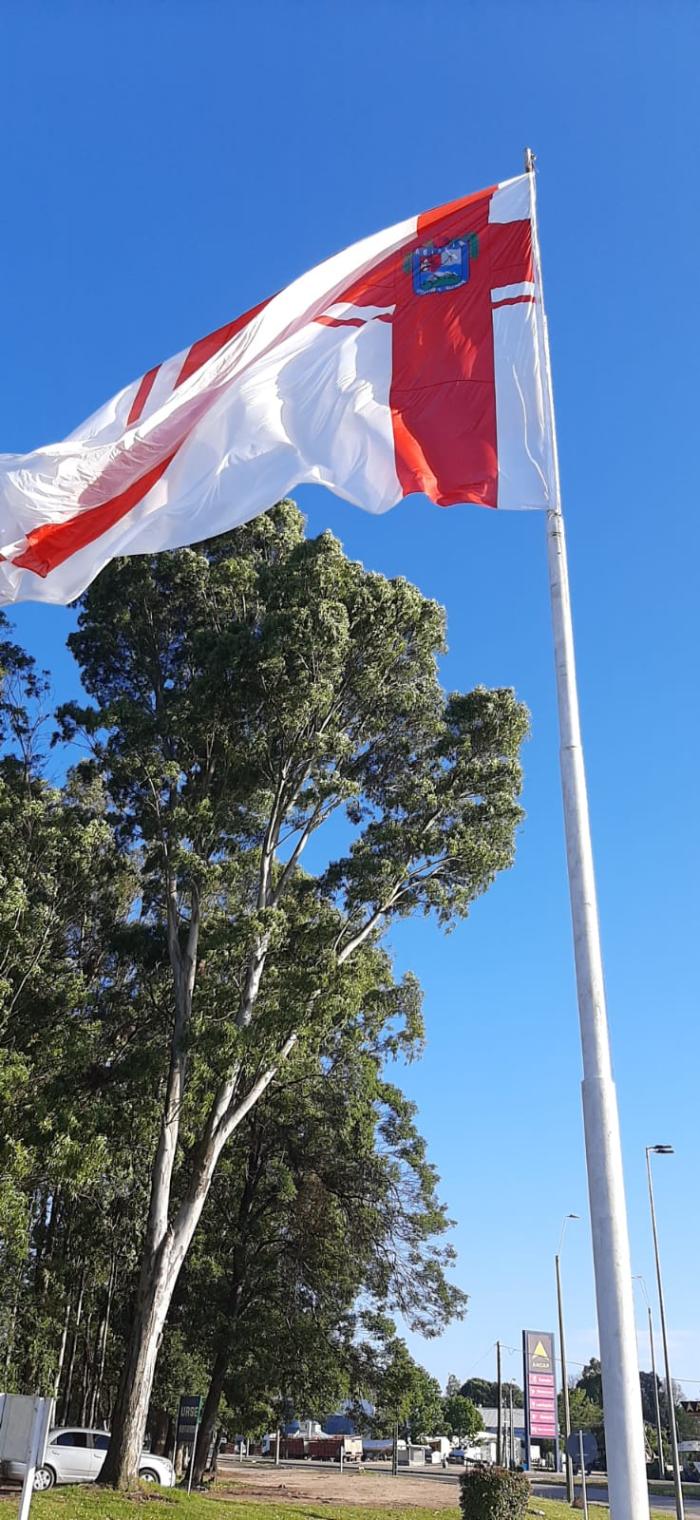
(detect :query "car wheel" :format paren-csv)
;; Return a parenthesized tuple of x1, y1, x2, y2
(139, 1468, 160, 1484)
(33, 1466, 56, 1491)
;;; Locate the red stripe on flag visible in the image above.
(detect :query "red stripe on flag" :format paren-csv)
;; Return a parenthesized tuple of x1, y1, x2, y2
(315, 314, 393, 328)
(9, 298, 274, 580)
(175, 296, 271, 388)
(389, 196, 534, 508)
(315, 315, 366, 328)
(491, 295, 536, 309)
(10, 449, 179, 579)
(391, 187, 500, 508)
(126, 365, 161, 426)
(416, 184, 498, 238)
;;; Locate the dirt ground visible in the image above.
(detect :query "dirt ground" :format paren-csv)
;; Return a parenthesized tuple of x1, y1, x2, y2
(216, 1459, 462, 1509)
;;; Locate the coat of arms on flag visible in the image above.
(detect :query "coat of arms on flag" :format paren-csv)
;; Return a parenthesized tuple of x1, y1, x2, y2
(412, 237, 470, 294)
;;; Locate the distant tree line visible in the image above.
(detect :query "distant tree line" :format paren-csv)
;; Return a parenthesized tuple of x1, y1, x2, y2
(444, 1354, 696, 1475)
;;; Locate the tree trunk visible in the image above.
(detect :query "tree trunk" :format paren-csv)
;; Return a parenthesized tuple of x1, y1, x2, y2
(97, 808, 302, 1492)
(97, 1030, 296, 1487)
(79, 1312, 93, 1426)
(52, 1295, 72, 1401)
(88, 1254, 116, 1428)
(97, 1245, 175, 1488)
(3, 1280, 19, 1382)
(193, 1344, 229, 1485)
(148, 1406, 170, 1456)
(98, 872, 198, 1488)
(60, 1270, 85, 1423)
(209, 1424, 223, 1478)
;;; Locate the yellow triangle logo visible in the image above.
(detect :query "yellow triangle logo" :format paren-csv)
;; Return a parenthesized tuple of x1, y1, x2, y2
(533, 1341, 548, 1360)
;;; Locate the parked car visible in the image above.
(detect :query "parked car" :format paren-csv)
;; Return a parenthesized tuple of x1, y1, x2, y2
(2, 1427, 176, 1491)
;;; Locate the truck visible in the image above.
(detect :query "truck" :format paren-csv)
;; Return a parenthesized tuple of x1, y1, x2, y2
(307, 1436, 362, 1463)
(279, 1437, 306, 1460)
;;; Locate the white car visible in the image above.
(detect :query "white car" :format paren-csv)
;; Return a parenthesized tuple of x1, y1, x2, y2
(3, 1426, 176, 1490)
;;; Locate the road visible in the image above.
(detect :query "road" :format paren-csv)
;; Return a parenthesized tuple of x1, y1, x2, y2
(532, 1480, 700, 1514)
(221, 1457, 700, 1513)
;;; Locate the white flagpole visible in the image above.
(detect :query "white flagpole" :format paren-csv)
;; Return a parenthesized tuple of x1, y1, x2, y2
(525, 148, 649, 1520)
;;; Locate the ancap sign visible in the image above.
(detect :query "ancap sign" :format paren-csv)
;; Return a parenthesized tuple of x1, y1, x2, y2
(527, 1335, 553, 1373)
(523, 1329, 559, 1455)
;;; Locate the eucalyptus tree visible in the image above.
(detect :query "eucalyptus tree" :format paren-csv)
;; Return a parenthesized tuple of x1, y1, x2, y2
(179, 999, 466, 1482)
(57, 500, 527, 1487)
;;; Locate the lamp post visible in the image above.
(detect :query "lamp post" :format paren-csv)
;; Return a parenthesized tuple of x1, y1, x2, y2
(634, 1276, 666, 1483)
(556, 1213, 579, 1505)
(646, 1146, 684, 1520)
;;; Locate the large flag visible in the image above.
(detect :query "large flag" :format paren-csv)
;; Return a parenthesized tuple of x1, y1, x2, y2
(0, 172, 555, 604)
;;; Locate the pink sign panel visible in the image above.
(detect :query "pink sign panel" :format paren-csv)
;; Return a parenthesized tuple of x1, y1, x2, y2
(523, 1330, 558, 1451)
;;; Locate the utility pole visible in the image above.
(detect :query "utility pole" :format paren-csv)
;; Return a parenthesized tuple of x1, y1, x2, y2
(635, 1277, 666, 1485)
(578, 1431, 590, 1520)
(509, 1383, 515, 1468)
(648, 1305, 666, 1482)
(556, 1212, 579, 1504)
(556, 1254, 574, 1502)
(496, 1342, 502, 1467)
(646, 1145, 684, 1520)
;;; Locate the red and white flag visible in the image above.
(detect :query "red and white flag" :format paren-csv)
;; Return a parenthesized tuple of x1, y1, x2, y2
(0, 173, 555, 604)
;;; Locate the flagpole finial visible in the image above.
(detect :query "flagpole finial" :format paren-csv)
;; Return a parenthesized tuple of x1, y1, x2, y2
(524, 146, 536, 174)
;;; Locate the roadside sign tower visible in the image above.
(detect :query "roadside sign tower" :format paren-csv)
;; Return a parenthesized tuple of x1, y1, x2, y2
(523, 1330, 559, 1473)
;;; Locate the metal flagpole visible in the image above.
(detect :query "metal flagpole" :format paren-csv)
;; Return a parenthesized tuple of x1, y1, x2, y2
(525, 148, 649, 1520)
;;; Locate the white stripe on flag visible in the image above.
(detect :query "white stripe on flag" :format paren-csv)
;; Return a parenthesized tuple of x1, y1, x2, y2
(323, 303, 395, 321)
(492, 298, 551, 511)
(491, 281, 535, 303)
(488, 175, 532, 224)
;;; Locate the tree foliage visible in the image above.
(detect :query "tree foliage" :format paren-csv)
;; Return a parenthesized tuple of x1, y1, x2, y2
(460, 1378, 524, 1409)
(356, 1319, 445, 1441)
(564, 1385, 604, 1433)
(443, 1394, 483, 1442)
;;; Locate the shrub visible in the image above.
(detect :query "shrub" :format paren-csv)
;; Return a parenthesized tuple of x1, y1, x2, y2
(459, 1464, 529, 1520)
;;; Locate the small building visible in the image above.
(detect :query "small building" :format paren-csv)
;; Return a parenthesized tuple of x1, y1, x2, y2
(398, 1443, 429, 1467)
(476, 1408, 528, 1467)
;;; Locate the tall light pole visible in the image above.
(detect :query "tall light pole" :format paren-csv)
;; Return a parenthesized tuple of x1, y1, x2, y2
(556, 1213, 579, 1505)
(646, 1146, 684, 1520)
(634, 1276, 666, 1483)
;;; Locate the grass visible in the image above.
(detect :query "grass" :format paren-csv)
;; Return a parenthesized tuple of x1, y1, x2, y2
(0, 1486, 678, 1520)
(1, 1490, 465, 1520)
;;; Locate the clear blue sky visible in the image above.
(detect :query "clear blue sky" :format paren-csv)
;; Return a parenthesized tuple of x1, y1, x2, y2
(2, 1, 698, 1398)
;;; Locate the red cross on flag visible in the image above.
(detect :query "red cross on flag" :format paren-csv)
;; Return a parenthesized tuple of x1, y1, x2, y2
(0, 172, 556, 604)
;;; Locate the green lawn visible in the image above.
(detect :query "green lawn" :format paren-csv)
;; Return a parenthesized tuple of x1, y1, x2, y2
(2, 1492, 457, 1520)
(0, 1487, 675, 1520)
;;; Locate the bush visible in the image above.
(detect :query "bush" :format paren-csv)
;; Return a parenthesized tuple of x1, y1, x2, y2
(459, 1464, 529, 1520)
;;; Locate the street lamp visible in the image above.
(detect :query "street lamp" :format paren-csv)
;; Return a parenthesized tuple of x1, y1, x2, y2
(634, 1275, 666, 1483)
(646, 1145, 684, 1520)
(556, 1213, 579, 1506)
